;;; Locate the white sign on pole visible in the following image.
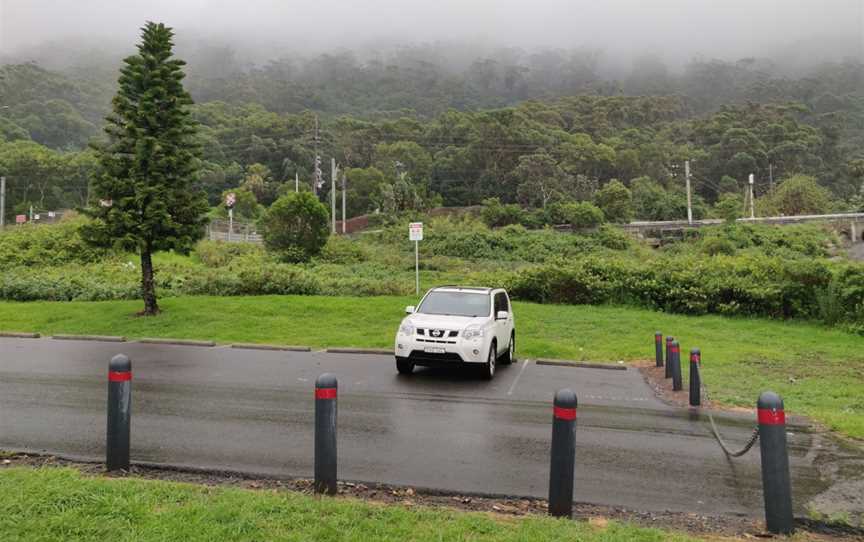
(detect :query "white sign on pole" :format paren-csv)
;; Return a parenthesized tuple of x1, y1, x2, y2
(409, 222, 423, 241)
(409, 222, 423, 294)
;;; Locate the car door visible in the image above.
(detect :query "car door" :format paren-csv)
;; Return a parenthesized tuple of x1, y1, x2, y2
(492, 292, 510, 354)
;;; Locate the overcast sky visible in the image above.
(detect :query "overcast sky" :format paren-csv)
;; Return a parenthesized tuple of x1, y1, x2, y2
(1, 0, 862, 63)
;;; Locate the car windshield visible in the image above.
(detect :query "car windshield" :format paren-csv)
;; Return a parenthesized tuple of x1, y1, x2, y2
(417, 291, 490, 317)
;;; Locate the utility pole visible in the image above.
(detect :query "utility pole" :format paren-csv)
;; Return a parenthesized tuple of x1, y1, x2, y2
(295, 172, 299, 193)
(313, 115, 321, 195)
(341, 171, 347, 234)
(685, 160, 693, 225)
(769, 163, 774, 192)
(331, 158, 337, 234)
(0, 176, 5, 229)
(748, 173, 756, 219)
(29, 204, 33, 222)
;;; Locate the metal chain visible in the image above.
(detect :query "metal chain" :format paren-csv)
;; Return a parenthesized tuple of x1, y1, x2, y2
(695, 362, 760, 458)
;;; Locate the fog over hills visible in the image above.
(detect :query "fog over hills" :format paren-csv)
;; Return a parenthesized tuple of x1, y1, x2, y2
(1, 0, 861, 74)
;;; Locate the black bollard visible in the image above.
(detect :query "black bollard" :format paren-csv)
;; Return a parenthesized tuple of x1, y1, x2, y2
(106, 354, 132, 471)
(689, 349, 701, 406)
(671, 341, 682, 391)
(758, 392, 794, 535)
(548, 388, 577, 518)
(654, 332, 663, 367)
(665, 336, 674, 378)
(314, 373, 338, 495)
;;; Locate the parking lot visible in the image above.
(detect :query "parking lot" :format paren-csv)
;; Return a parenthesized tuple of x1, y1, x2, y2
(0, 337, 854, 517)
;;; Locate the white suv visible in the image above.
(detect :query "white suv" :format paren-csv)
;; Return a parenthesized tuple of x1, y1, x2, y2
(394, 286, 516, 380)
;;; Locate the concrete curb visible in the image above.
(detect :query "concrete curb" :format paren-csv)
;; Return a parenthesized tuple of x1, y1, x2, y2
(52, 334, 126, 343)
(536, 359, 628, 371)
(326, 347, 392, 355)
(0, 331, 41, 339)
(231, 343, 311, 352)
(140, 338, 216, 347)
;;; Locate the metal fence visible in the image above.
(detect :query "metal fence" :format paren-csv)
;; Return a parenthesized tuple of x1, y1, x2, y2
(206, 219, 263, 244)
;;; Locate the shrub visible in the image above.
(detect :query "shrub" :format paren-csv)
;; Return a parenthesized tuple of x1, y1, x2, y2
(714, 193, 743, 223)
(0, 217, 110, 268)
(318, 236, 368, 264)
(594, 180, 633, 223)
(480, 198, 523, 228)
(259, 192, 330, 262)
(560, 202, 605, 229)
(702, 237, 736, 256)
(508, 253, 837, 322)
(594, 224, 632, 250)
(195, 240, 266, 267)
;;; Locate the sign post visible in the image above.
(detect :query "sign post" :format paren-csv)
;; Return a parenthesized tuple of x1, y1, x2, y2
(225, 192, 236, 242)
(409, 222, 423, 295)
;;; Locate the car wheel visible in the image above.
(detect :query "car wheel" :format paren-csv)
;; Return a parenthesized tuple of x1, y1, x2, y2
(396, 359, 414, 375)
(501, 333, 515, 365)
(481, 341, 496, 380)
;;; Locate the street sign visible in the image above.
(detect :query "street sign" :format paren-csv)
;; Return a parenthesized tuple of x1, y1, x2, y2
(409, 222, 423, 241)
(225, 192, 237, 209)
(15, 215, 26, 224)
(409, 222, 423, 294)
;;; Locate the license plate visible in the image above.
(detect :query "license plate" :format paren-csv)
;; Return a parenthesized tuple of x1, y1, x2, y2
(424, 347, 446, 354)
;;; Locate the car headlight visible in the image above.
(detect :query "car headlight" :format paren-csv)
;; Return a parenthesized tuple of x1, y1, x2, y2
(399, 323, 415, 335)
(462, 325, 484, 339)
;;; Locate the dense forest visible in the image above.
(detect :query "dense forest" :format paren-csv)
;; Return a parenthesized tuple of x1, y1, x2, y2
(1, 42, 863, 223)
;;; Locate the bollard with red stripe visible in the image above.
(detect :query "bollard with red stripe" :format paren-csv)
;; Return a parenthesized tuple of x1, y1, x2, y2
(106, 354, 132, 471)
(671, 341, 683, 391)
(689, 348, 701, 406)
(314, 373, 338, 495)
(665, 336, 674, 378)
(548, 388, 577, 518)
(654, 332, 663, 368)
(758, 391, 794, 534)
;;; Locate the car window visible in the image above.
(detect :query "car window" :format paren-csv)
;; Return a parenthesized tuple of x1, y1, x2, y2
(417, 291, 491, 317)
(494, 292, 508, 313)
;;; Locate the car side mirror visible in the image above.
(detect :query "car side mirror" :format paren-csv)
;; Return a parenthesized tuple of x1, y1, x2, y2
(405, 305, 416, 314)
(496, 310, 509, 320)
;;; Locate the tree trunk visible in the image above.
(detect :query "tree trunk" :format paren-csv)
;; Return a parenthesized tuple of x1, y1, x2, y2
(140, 247, 159, 316)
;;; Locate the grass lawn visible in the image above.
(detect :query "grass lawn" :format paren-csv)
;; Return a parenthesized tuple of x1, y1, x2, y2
(0, 467, 695, 542)
(0, 295, 862, 438)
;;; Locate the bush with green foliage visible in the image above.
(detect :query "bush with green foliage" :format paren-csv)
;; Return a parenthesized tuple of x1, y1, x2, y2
(714, 193, 743, 222)
(594, 180, 633, 223)
(318, 236, 368, 264)
(259, 192, 330, 262)
(0, 217, 109, 268)
(758, 175, 833, 216)
(480, 198, 524, 228)
(510, 253, 843, 322)
(560, 202, 605, 229)
(194, 240, 266, 268)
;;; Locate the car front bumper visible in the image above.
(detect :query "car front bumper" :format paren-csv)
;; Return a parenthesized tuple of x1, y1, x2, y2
(394, 333, 488, 364)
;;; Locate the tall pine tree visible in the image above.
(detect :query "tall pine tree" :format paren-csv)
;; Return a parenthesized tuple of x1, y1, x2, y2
(84, 22, 207, 315)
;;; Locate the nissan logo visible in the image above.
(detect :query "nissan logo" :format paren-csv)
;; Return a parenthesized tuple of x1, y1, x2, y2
(431, 329, 443, 337)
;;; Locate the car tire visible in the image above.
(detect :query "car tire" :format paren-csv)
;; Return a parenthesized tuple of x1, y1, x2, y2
(481, 341, 496, 380)
(500, 333, 515, 365)
(396, 359, 414, 375)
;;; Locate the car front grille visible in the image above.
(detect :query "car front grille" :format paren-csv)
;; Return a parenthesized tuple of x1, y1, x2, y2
(417, 328, 459, 339)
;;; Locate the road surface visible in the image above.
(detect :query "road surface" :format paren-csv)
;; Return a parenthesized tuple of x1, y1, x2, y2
(1, 337, 861, 518)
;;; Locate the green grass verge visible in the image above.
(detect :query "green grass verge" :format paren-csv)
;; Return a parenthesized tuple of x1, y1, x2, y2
(0, 295, 862, 438)
(0, 467, 695, 542)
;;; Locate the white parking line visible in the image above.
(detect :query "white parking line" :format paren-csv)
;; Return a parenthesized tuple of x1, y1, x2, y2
(507, 358, 532, 396)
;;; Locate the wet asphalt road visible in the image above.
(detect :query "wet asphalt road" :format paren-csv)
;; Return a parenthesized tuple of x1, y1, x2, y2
(0, 337, 857, 517)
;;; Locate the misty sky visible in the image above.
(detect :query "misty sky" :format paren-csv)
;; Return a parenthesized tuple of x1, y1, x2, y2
(1, 0, 862, 62)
